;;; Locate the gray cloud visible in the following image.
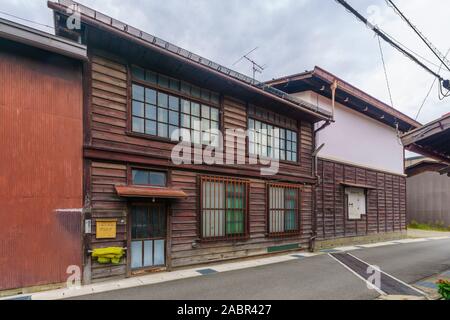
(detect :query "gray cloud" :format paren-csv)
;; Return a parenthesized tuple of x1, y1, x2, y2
(1, 0, 450, 126)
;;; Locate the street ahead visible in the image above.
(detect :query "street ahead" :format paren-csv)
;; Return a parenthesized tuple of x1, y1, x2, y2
(70, 238, 450, 300)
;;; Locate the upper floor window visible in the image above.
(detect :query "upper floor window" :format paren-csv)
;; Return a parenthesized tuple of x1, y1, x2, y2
(132, 169, 167, 187)
(132, 66, 220, 105)
(248, 118, 298, 162)
(131, 66, 220, 146)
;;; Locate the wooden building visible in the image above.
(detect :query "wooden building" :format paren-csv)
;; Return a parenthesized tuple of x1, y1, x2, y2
(49, 0, 334, 283)
(402, 113, 450, 165)
(268, 67, 421, 244)
(405, 157, 450, 227)
(403, 115, 450, 228)
(0, 18, 86, 292)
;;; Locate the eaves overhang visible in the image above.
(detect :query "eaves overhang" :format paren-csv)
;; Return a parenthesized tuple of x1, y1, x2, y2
(402, 114, 450, 165)
(267, 67, 421, 132)
(0, 17, 87, 61)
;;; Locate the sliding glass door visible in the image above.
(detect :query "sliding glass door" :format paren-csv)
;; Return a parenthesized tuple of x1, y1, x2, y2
(130, 204, 166, 270)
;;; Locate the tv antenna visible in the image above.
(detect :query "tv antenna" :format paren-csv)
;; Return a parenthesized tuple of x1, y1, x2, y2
(233, 47, 266, 82)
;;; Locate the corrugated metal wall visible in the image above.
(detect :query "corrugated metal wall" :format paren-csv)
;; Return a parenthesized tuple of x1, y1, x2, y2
(407, 172, 450, 227)
(0, 40, 83, 291)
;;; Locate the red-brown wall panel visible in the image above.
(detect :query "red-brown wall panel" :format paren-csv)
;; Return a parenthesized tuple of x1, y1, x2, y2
(0, 41, 83, 291)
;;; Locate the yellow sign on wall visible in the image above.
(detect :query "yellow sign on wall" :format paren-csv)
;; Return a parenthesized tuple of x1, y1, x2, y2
(96, 219, 117, 239)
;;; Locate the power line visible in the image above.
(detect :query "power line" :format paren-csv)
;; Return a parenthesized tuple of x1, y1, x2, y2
(334, 0, 444, 82)
(377, 35, 395, 108)
(386, 0, 450, 72)
(0, 10, 54, 30)
(416, 49, 450, 119)
(384, 31, 450, 73)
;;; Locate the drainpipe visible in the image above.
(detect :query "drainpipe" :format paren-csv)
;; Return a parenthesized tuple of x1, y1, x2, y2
(310, 134, 327, 253)
(331, 79, 338, 119)
(309, 80, 338, 252)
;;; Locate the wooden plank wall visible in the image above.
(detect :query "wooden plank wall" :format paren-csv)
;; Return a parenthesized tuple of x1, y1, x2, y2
(316, 159, 407, 241)
(90, 161, 128, 282)
(86, 54, 318, 278)
(170, 172, 313, 268)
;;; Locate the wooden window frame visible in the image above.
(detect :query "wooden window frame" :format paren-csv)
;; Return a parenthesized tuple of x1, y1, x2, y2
(199, 175, 250, 242)
(127, 65, 222, 147)
(247, 117, 299, 164)
(267, 183, 302, 238)
(127, 166, 171, 187)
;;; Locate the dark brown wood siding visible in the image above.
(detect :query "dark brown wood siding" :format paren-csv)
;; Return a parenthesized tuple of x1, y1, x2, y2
(85, 53, 317, 280)
(170, 171, 313, 268)
(316, 158, 407, 240)
(88, 54, 315, 183)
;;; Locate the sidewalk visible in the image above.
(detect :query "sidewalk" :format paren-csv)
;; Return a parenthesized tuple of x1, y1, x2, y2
(3, 234, 449, 300)
(414, 269, 450, 300)
(408, 228, 450, 239)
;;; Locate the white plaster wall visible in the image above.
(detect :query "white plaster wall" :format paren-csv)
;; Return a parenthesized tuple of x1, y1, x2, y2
(295, 91, 405, 175)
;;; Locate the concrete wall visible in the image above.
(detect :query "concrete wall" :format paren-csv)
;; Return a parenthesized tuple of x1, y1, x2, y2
(294, 91, 405, 175)
(407, 172, 450, 227)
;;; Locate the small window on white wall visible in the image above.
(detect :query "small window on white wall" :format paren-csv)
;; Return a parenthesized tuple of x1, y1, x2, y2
(345, 187, 367, 220)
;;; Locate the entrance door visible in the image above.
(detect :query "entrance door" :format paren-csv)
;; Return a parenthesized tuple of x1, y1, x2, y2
(130, 204, 167, 270)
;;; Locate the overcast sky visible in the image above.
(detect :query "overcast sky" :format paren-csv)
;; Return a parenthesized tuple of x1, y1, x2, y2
(1, 0, 450, 126)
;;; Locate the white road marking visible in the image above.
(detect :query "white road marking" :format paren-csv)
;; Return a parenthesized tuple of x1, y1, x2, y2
(333, 246, 361, 252)
(346, 253, 426, 296)
(357, 241, 397, 248)
(426, 236, 450, 241)
(393, 238, 428, 244)
(328, 253, 386, 295)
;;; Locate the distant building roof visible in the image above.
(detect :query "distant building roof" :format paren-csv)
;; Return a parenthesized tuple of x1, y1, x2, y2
(402, 113, 450, 164)
(267, 67, 421, 132)
(0, 17, 86, 60)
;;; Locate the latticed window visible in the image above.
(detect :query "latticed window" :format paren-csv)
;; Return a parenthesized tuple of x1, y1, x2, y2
(200, 176, 249, 240)
(268, 184, 301, 236)
(248, 118, 298, 162)
(131, 66, 220, 146)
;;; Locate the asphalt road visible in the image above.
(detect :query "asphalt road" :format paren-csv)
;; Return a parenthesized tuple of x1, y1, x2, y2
(71, 238, 450, 300)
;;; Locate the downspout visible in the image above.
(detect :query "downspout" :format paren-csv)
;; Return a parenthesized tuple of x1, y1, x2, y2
(309, 80, 338, 252)
(309, 130, 327, 253)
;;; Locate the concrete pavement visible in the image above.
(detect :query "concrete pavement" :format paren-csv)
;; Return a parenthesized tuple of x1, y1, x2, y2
(67, 237, 450, 300)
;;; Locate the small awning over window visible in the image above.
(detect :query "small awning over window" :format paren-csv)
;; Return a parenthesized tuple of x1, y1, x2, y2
(340, 182, 377, 190)
(115, 186, 188, 199)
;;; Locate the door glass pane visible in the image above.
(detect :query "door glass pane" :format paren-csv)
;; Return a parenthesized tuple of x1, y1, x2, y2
(132, 207, 150, 239)
(154, 240, 165, 266)
(143, 240, 153, 267)
(131, 241, 143, 269)
(131, 206, 166, 269)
